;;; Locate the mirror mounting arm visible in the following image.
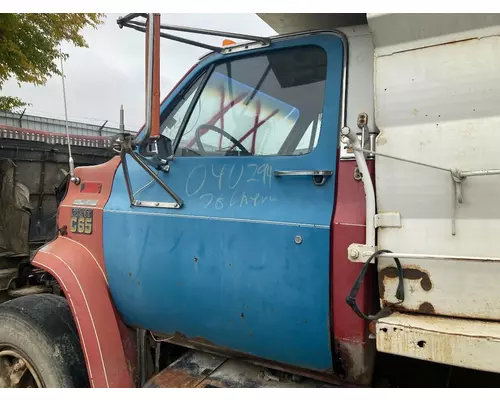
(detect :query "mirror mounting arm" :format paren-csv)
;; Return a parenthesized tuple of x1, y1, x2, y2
(117, 134, 183, 209)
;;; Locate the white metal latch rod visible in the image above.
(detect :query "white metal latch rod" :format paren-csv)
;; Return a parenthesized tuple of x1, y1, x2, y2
(349, 145, 500, 236)
(377, 252, 500, 263)
(341, 127, 376, 247)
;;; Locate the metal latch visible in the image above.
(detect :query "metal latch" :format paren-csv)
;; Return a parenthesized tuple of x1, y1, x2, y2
(374, 212, 401, 228)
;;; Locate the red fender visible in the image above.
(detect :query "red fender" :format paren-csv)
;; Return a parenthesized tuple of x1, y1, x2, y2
(32, 156, 136, 388)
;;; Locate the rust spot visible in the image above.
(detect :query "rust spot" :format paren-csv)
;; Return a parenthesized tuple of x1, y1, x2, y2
(145, 368, 201, 388)
(333, 341, 350, 379)
(240, 312, 245, 319)
(199, 380, 224, 388)
(378, 279, 385, 300)
(391, 37, 477, 57)
(334, 340, 365, 382)
(418, 302, 435, 314)
(165, 334, 348, 386)
(58, 225, 68, 236)
(171, 331, 216, 346)
(333, 340, 375, 386)
(173, 331, 188, 341)
(379, 264, 432, 298)
(192, 336, 215, 346)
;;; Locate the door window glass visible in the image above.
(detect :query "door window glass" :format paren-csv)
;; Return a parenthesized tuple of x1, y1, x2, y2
(164, 46, 327, 157)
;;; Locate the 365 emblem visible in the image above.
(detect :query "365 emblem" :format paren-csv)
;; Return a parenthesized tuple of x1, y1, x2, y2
(70, 208, 93, 234)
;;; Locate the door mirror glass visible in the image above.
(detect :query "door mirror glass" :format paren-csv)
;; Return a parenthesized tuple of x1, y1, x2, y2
(154, 134, 173, 160)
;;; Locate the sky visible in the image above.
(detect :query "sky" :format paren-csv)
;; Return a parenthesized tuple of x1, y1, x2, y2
(2, 14, 276, 132)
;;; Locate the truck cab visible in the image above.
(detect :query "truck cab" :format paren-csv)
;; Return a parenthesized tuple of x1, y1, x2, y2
(1, 13, 500, 388)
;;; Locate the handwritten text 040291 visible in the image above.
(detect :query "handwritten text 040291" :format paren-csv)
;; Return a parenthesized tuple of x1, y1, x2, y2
(185, 163, 277, 209)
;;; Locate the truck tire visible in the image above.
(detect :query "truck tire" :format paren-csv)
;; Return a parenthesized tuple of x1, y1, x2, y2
(0, 293, 89, 388)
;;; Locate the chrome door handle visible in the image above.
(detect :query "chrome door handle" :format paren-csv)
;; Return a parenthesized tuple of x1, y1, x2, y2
(274, 170, 333, 186)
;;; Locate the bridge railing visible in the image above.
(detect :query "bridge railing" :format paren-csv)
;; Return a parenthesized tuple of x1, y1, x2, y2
(0, 125, 115, 148)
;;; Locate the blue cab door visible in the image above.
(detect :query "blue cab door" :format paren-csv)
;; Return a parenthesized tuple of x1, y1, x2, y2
(104, 33, 344, 371)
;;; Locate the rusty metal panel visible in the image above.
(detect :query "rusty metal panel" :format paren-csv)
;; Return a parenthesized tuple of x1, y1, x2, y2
(203, 359, 334, 388)
(144, 350, 335, 388)
(0, 160, 30, 256)
(144, 351, 226, 388)
(376, 313, 500, 373)
(0, 139, 112, 246)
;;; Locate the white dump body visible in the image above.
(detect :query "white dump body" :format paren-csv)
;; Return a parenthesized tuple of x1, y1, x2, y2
(369, 14, 500, 320)
(367, 14, 500, 373)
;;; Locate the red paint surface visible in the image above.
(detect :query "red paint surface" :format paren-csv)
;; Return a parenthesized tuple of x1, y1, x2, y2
(218, 85, 225, 150)
(32, 156, 135, 388)
(331, 159, 376, 382)
(250, 101, 261, 154)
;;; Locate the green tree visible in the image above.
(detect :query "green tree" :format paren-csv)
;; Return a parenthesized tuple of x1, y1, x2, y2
(0, 13, 105, 111)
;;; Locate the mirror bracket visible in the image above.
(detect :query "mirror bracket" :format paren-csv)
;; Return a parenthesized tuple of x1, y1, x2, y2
(140, 135, 174, 172)
(114, 133, 183, 209)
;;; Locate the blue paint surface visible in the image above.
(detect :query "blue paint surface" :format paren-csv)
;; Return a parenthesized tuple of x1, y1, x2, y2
(104, 33, 343, 371)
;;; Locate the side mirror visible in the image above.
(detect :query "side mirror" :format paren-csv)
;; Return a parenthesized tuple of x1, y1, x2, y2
(157, 135, 173, 160)
(143, 135, 173, 172)
(145, 135, 173, 163)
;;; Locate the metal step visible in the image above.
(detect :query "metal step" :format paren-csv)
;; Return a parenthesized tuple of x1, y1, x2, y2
(144, 350, 335, 388)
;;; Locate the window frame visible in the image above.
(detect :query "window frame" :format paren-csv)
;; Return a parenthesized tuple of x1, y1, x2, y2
(162, 45, 329, 159)
(159, 72, 206, 143)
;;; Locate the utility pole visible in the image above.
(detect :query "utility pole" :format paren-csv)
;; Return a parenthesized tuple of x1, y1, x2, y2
(120, 105, 125, 133)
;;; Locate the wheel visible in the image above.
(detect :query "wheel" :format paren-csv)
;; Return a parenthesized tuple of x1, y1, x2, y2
(0, 293, 89, 387)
